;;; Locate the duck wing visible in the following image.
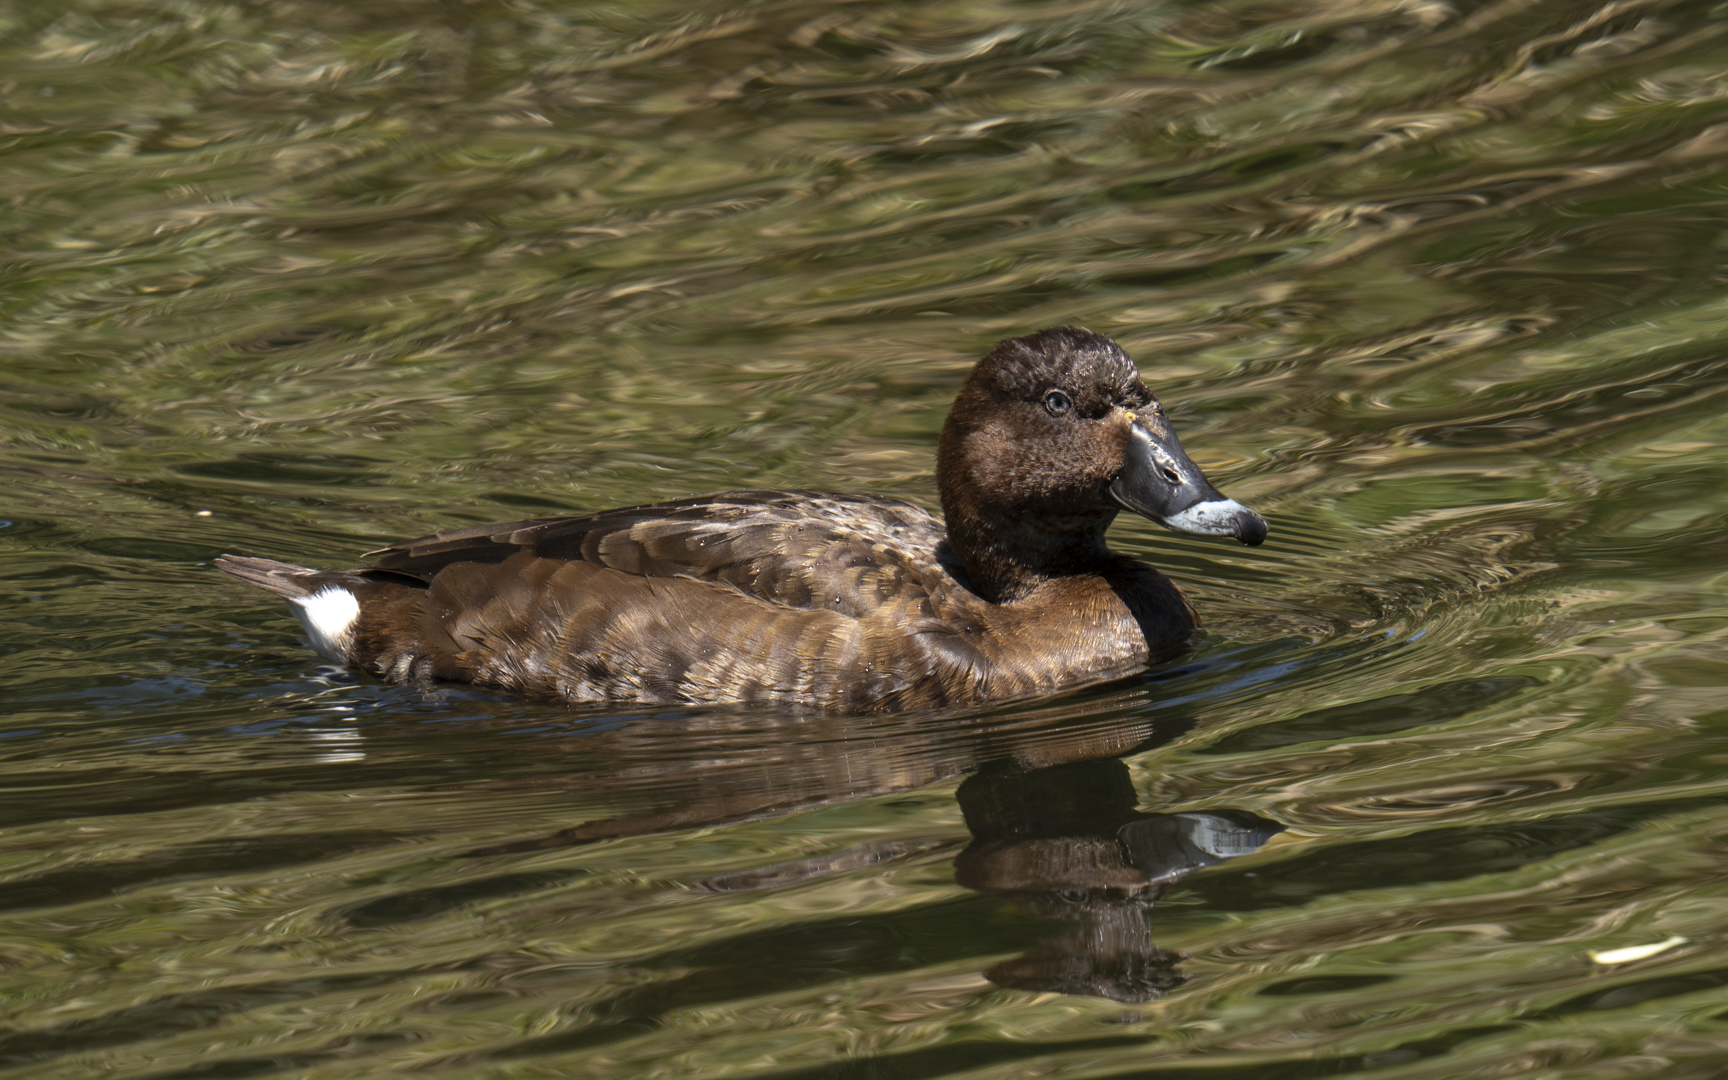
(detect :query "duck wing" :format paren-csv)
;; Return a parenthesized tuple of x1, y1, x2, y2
(364, 490, 955, 617)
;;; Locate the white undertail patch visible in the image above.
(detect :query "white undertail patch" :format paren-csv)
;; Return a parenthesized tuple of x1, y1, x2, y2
(289, 586, 360, 662)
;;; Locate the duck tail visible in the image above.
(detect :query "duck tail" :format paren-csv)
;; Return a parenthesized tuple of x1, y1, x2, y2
(218, 554, 379, 664)
(214, 554, 323, 599)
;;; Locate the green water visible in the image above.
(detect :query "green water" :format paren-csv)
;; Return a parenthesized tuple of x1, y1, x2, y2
(6, 0, 1728, 1076)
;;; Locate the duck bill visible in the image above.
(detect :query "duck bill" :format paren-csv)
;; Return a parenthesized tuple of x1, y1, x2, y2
(1109, 414, 1268, 547)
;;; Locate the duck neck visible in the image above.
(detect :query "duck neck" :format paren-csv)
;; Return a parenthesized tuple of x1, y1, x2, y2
(940, 496, 1119, 604)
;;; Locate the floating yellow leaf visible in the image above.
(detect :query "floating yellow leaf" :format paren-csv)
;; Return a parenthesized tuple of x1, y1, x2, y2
(1588, 937, 1688, 965)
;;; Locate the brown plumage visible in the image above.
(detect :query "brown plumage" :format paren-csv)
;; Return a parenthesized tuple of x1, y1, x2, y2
(217, 327, 1267, 713)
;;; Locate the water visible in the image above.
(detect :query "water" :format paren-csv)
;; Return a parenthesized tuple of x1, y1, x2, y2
(5, 0, 1728, 1075)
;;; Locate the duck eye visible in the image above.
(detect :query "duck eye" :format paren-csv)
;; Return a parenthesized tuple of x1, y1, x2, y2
(1043, 390, 1072, 417)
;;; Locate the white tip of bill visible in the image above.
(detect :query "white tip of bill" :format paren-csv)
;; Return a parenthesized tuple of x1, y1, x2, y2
(289, 585, 360, 662)
(1164, 498, 1255, 536)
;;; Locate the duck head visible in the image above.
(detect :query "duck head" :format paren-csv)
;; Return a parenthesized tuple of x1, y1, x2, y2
(938, 327, 1266, 603)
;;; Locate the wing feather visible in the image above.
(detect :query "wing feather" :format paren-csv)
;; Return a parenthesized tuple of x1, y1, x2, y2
(366, 491, 951, 618)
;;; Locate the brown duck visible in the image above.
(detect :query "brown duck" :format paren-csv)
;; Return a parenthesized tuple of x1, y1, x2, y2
(218, 327, 1267, 713)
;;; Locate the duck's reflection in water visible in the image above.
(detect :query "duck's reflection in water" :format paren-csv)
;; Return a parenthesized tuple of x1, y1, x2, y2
(956, 757, 1280, 1000)
(438, 663, 1286, 1001)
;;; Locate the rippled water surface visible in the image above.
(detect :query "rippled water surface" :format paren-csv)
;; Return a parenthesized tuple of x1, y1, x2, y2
(7, 0, 1728, 1076)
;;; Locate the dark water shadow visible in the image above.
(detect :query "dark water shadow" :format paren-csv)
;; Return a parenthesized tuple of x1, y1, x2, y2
(1196, 675, 1538, 754)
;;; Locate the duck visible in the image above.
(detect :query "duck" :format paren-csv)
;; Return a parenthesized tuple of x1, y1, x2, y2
(217, 327, 1267, 713)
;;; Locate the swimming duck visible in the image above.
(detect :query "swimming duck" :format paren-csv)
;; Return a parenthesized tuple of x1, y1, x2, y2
(218, 327, 1266, 713)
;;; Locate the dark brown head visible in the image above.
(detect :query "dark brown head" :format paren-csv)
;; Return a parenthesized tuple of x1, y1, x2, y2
(937, 327, 1266, 602)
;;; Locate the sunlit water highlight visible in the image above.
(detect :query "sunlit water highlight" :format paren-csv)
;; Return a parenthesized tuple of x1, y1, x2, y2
(6, 1, 1728, 1077)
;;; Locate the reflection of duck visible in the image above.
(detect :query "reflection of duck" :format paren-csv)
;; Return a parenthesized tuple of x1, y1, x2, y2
(323, 677, 1278, 1003)
(218, 327, 1267, 712)
(956, 758, 1282, 1001)
(423, 707, 1283, 1005)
